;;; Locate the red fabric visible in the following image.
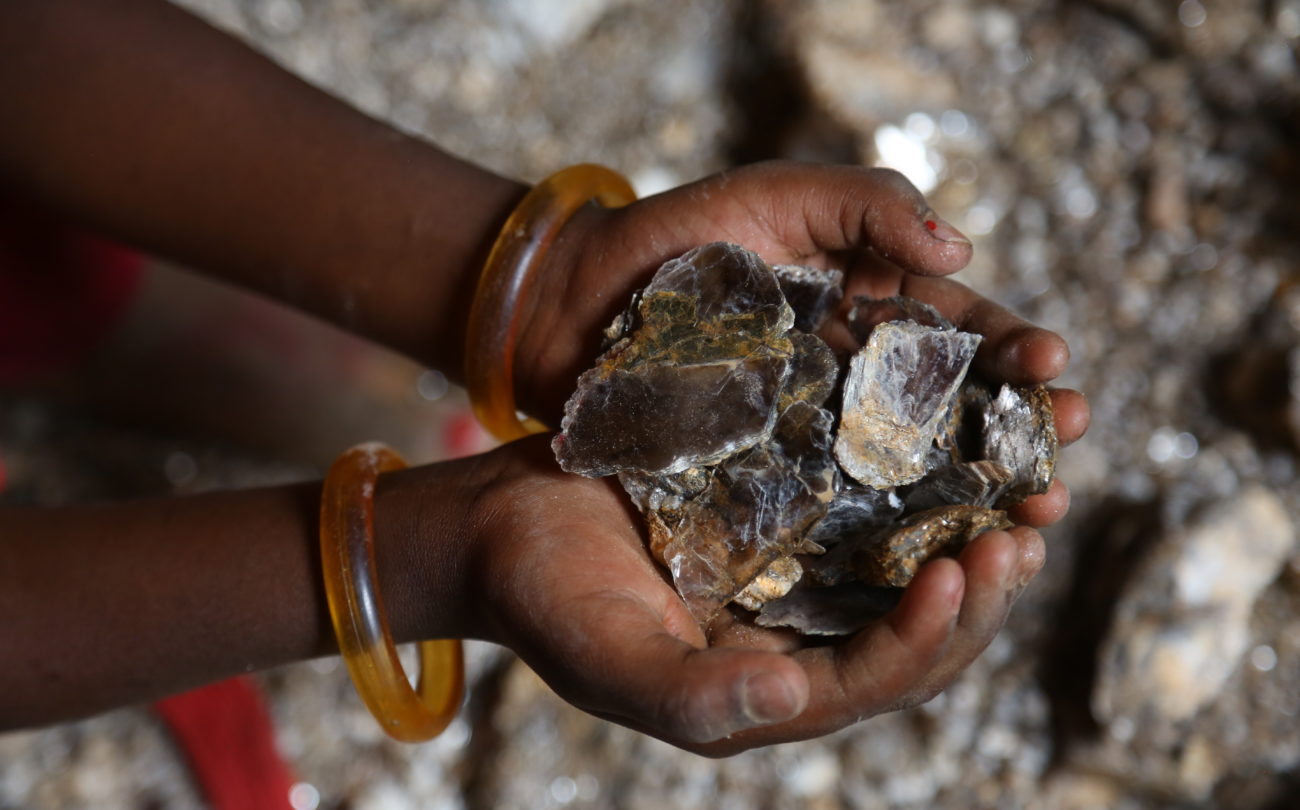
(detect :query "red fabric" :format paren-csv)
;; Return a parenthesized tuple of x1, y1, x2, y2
(0, 194, 144, 384)
(442, 409, 493, 459)
(153, 677, 296, 810)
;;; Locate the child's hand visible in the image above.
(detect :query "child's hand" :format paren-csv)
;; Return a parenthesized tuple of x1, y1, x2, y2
(466, 400, 1084, 754)
(518, 162, 1058, 410)
(482, 162, 1086, 752)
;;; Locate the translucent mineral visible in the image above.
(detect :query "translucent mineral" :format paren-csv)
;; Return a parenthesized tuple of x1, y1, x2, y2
(807, 485, 904, 549)
(773, 264, 844, 332)
(554, 244, 1061, 635)
(982, 384, 1058, 506)
(901, 459, 1014, 511)
(620, 400, 838, 622)
(777, 331, 839, 412)
(554, 243, 796, 477)
(803, 486, 905, 588)
(848, 295, 954, 341)
(834, 321, 981, 489)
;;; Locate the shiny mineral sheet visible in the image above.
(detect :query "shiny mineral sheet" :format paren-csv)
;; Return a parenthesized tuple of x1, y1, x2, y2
(555, 242, 1058, 633)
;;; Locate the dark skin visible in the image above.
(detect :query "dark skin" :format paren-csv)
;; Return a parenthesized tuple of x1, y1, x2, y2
(0, 0, 1089, 753)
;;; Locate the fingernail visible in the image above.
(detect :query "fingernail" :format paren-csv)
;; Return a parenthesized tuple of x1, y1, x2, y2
(922, 210, 970, 244)
(1014, 531, 1047, 589)
(739, 671, 801, 725)
(948, 576, 966, 612)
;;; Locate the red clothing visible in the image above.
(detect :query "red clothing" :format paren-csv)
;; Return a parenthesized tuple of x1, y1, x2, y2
(0, 193, 143, 383)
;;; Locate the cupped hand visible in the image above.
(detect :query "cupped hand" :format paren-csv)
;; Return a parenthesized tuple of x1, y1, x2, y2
(487, 160, 1088, 753)
(469, 396, 1084, 755)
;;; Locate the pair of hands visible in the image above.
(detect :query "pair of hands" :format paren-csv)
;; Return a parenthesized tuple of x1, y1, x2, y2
(451, 162, 1088, 755)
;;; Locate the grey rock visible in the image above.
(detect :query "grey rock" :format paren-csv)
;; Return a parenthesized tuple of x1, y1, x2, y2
(982, 384, 1058, 506)
(773, 263, 844, 332)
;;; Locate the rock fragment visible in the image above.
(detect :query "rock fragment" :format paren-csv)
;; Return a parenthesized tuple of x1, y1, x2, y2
(1093, 486, 1296, 729)
(555, 243, 1061, 633)
(902, 460, 1014, 512)
(834, 321, 981, 489)
(554, 243, 795, 477)
(982, 384, 1058, 505)
(774, 263, 844, 332)
(620, 400, 837, 622)
(853, 505, 1013, 588)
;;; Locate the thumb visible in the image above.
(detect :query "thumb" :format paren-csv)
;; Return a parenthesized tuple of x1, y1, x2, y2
(616, 633, 811, 745)
(535, 590, 811, 745)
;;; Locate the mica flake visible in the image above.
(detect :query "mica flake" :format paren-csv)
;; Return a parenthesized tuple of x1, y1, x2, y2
(554, 243, 1059, 632)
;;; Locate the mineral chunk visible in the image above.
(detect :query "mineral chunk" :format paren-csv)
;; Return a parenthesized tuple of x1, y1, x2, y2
(778, 331, 839, 411)
(834, 321, 981, 489)
(902, 459, 1014, 511)
(982, 384, 1058, 506)
(848, 295, 954, 340)
(554, 242, 1061, 635)
(733, 556, 804, 612)
(554, 243, 796, 477)
(620, 400, 837, 622)
(854, 505, 1013, 588)
(803, 486, 905, 588)
(774, 264, 844, 332)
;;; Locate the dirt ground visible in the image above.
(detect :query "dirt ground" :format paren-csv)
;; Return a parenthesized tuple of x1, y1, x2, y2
(4, 1, 1300, 808)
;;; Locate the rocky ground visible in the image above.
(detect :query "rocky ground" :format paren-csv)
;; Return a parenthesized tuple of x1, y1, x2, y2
(4, 1, 1300, 808)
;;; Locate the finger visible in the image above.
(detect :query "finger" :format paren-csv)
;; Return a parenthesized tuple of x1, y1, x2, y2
(705, 556, 965, 752)
(825, 556, 964, 703)
(886, 527, 1043, 711)
(744, 163, 973, 276)
(1008, 478, 1071, 527)
(898, 274, 1070, 384)
(669, 559, 964, 755)
(1051, 388, 1090, 446)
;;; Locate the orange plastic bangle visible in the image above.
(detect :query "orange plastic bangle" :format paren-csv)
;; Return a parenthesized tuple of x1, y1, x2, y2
(320, 443, 464, 742)
(466, 164, 637, 441)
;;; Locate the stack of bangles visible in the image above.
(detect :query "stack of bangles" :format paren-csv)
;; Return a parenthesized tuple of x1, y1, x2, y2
(319, 164, 637, 742)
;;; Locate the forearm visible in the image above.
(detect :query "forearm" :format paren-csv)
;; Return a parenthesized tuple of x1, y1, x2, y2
(0, 0, 525, 377)
(0, 458, 491, 730)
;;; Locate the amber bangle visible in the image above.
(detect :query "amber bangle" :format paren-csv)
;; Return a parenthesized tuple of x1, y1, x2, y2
(466, 163, 637, 441)
(319, 443, 464, 742)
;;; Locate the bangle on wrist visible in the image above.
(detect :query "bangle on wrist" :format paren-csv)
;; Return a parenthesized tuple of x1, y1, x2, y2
(319, 443, 464, 742)
(465, 163, 636, 441)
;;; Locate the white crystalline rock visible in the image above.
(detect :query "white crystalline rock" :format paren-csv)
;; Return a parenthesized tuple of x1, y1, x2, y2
(833, 321, 981, 489)
(1093, 485, 1297, 727)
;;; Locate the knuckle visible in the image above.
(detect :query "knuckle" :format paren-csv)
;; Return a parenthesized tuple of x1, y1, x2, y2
(865, 166, 920, 196)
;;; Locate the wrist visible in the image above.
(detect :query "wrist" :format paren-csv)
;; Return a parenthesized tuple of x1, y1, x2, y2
(370, 453, 500, 643)
(346, 149, 526, 378)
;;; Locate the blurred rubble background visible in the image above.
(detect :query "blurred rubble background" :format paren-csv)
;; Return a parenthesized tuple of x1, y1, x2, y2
(3, 0, 1300, 808)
